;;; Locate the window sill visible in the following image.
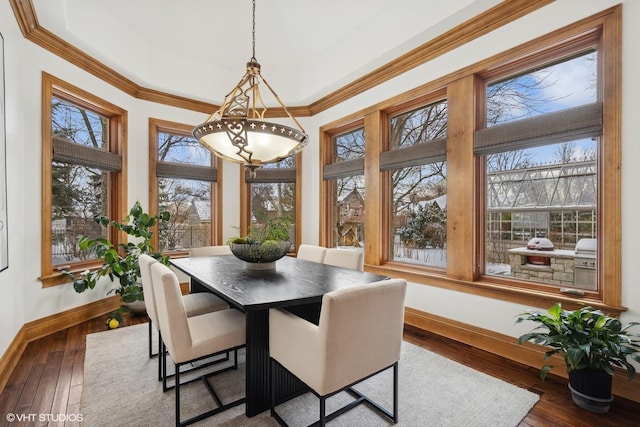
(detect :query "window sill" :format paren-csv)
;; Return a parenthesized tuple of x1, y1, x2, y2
(39, 261, 102, 288)
(40, 271, 75, 288)
(364, 262, 626, 317)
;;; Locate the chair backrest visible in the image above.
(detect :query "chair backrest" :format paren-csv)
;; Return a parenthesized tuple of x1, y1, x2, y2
(323, 248, 364, 271)
(151, 262, 192, 362)
(138, 254, 160, 327)
(189, 245, 232, 257)
(296, 244, 327, 263)
(318, 278, 407, 394)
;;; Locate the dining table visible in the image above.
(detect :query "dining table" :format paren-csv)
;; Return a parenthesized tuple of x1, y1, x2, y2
(169, 254, 388, 417)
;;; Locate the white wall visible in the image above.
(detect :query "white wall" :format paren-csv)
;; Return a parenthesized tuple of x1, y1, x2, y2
(0, 0, 236, 355)
(1, 0, 639, 359)
(0, 1, 26, 356)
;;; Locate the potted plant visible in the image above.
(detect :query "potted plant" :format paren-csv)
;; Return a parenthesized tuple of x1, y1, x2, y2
(516, 303, 640, 413)
(64, 201, 170, 327)
(228, 215, 293, 270)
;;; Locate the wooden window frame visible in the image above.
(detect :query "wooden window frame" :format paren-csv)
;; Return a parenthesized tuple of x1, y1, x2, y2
(148, 118, 223, 256)
(319, 8, 623, 315)
(40, 72, 127, 287)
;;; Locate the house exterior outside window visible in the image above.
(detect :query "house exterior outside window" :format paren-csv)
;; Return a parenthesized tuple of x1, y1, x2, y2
(245, 158, 298, 250)
(323, 126, 365, 249)
(149, 119, 221, 254)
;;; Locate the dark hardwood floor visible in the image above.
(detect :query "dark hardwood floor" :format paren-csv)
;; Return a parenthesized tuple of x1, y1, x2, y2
(0, 315, 638, 426)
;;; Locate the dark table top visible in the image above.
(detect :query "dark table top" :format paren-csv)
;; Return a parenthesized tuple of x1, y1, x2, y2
(170, 255, 388, 311)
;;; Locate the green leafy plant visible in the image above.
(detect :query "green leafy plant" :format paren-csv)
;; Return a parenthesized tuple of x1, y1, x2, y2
(516, 303, 640, 380)
(64, 201, 170, 322)
(230, 214, 293, 244)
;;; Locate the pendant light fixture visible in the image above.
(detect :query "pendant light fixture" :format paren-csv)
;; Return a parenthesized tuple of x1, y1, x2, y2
(193, 0, 308, 175)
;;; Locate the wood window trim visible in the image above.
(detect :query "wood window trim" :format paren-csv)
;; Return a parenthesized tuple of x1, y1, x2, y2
(319, 7, 623, 315)
(40, 72, 128, 287)
(148, 118, 223, 257)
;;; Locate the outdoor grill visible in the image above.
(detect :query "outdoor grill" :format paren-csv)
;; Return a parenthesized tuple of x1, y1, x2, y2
(526, 238, 555, 251)
(574, 238, 597, 290)
(526, 238, 554, 265)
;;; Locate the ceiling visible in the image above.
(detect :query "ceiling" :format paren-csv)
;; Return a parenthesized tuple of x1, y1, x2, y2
(32, 0, 503, 107)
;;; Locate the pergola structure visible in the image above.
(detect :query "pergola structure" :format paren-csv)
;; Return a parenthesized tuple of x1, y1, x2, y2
(486, 161, 596, 249)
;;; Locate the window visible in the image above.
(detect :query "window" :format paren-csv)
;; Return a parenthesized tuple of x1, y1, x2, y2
(478, 47, 600, 290)
(319, 10, 621, 311)
(149, 119, 221, 254)
(323, 126, 365, 249)
(41, 73, 127, 287)
(245, 158, 298, 250)
(385, 99, 448, 268)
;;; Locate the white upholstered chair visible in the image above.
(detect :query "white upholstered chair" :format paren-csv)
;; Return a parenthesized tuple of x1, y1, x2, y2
(188, 245, 232, 257)
(139, 254, 230, 382)
(151, 262, 246, 427)
(322, 248, 364, 271)
(296, 244, 327, 263)
(269, 278, 407, 426)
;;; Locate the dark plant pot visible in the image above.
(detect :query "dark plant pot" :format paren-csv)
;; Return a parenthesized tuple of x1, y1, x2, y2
(126, 300, 147, 313)
(568, 369, 613, 414)
(229, 241, 291, 264)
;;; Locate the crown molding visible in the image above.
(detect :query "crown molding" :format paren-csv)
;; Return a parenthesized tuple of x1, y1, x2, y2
(9, 0, 553, 116)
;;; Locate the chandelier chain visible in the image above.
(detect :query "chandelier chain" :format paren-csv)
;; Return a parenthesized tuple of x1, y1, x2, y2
(192, 0, 308, 171)
(251, 0, 256, 61)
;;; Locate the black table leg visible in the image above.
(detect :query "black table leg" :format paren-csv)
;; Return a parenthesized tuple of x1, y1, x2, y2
(190, 277, 208, 293)
(245, 309, 306, 417)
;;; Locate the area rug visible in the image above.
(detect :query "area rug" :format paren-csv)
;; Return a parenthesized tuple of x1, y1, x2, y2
(81, 323, 539, 426)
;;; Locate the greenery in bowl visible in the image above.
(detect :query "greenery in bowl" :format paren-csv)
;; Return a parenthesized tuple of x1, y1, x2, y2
(63, 201, 170, 323)
(516, 303, 640, 380)
(228, 215, 293, 264)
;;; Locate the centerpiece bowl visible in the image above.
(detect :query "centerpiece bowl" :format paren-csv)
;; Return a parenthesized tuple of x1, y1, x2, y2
(229, 240, 291, 270)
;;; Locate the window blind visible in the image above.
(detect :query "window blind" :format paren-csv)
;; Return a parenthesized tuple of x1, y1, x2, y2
(156, 162, 217, 181)
(245, 168, 296, 183)
(323, 158, 365, 179)
(474, 102, 602, 155)
(380, 138, 447, 171)
(52, 136, 121, 171)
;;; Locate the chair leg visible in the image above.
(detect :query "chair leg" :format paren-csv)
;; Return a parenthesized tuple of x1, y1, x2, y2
(173, 349, 246, 427)
(270, 360, 398, 426)
(393, 362, 398, 423)
(175, 361, 181, 427)
(162, 342, 169, 392)
(162, 343, 233, 391)
(158, 331, 163, 382)
(148, 319, 153, 358)
(319, 396, 326, 427)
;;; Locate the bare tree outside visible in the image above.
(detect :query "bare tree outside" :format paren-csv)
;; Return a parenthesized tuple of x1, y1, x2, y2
(51, 97, 110, 265)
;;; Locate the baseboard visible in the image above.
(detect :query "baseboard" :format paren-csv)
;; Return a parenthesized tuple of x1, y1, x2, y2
(0, 327, 28, 395)
(404, 307, 640, 403)
(0, 296, 120, 393)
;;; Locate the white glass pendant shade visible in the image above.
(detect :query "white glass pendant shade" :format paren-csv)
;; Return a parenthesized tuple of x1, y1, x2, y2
(195, 118, 307, 168)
